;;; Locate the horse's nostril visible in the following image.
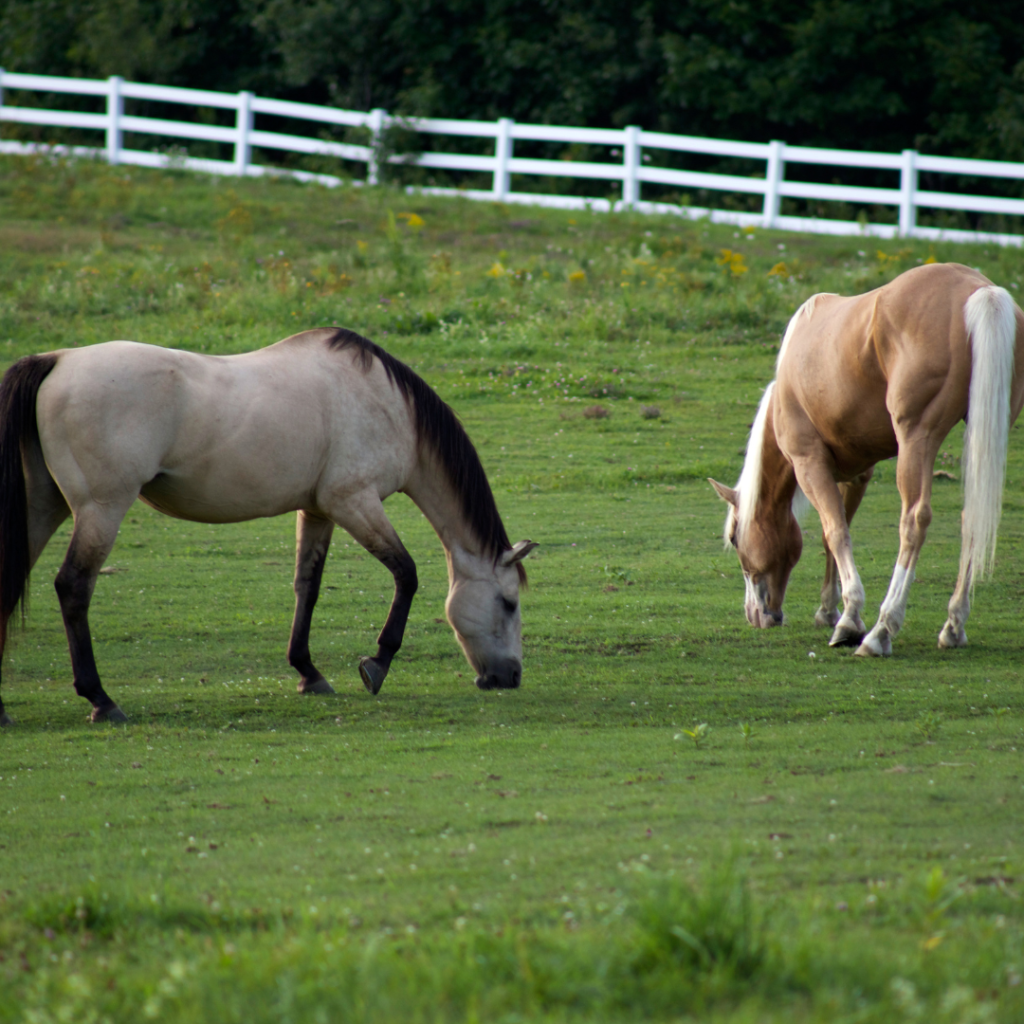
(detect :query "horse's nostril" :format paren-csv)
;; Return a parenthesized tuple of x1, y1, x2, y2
(511, 668, 521, 689)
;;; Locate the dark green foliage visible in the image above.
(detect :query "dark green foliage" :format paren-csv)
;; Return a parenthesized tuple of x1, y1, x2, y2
(2, 1, 1024, 161)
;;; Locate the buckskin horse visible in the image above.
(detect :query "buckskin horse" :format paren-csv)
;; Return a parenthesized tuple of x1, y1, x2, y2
(711, 262, 1024, 656)
(0, 328, 536, 724)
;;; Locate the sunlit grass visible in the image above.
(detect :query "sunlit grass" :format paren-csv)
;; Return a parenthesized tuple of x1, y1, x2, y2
(1, 154, 1023, 1021)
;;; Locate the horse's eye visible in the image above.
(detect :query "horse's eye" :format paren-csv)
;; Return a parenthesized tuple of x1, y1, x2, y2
(729, 527, 738, 548)
(501, 596, 518, 614)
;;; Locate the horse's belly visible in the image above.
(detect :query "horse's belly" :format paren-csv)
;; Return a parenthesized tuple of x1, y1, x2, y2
(139, 470, 303, 524)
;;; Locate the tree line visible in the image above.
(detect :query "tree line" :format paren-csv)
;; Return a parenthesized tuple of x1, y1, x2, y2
(2, 0, 1023, 159)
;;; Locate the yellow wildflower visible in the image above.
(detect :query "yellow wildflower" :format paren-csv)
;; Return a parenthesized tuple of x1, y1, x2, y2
(397, 212, 425, 232)
(717, 249, 748, 276)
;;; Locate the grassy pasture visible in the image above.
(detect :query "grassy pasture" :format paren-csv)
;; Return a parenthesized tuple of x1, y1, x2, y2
(0, 154, 1023, 1021)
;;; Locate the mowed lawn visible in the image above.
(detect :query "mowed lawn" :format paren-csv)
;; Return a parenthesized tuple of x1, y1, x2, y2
(0, 155, 1022, 1022)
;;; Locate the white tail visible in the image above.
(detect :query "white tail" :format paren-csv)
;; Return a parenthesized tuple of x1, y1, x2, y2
(961, 285, 1017, 592)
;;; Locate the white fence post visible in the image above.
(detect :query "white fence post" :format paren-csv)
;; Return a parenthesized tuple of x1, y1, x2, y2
(493, 117, 513, 199)
(763, 140, 785, 229)
(106, 75, 124, 165)
(367, 108, 387, 185)
(899, 149, 918, 236)
(622, 125, 640, 207)
(235, 90, 254, 177)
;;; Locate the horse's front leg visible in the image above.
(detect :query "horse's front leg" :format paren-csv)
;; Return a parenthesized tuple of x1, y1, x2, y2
(793, 460, 867, 646)
(359, 548, 418, 695)
(55, 511, 127, 722)
(288, 511, 336, 694)
(328, 490, 418, 696)
(815, 470, 874, 629)
(857, 438, 937, 657)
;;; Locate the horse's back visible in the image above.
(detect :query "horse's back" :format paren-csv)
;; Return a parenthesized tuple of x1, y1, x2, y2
(774, 263, 1015, 476)
(34, 333, 418, 523)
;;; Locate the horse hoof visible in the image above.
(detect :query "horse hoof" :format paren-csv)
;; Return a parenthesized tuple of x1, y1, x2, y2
(359, 657, 387, 695)
(297, 676, 335, 695)
(854, 633, 891, 657)
(937, 624, 967, 649)
(829, 625, 864, 647)
(91, 704, 128, 723)
(815, 608, 839, 629)
(0, 710, 13, 727)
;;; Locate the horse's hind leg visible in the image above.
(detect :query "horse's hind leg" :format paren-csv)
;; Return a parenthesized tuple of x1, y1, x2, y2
(55, 505, 129, 722)
(288, 511, 337, 694)
(323, 490, 418, 696)
(939, 511, 971, 649)
(815, 470, 874, 629)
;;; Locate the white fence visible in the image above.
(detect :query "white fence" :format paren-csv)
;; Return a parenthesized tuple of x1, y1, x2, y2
(2, 70, 1024, 246)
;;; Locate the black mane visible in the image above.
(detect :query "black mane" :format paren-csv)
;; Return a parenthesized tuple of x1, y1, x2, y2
(326, 328, 523, 578)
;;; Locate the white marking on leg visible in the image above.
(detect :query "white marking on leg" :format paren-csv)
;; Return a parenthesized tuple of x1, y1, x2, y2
(939, 580, 970, 649)
(859, 564, 914, 656)
(836, 567, 866, 631)
(877, 564, 914, 635)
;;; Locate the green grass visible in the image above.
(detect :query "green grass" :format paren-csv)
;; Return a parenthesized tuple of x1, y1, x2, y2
(1, 154, 1023, 1022)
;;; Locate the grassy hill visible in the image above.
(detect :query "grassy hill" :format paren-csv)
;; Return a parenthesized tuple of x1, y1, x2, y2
(1, 154, 1022, 1022)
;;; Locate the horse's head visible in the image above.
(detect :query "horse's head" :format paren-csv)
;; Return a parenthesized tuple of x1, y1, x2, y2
(445, 540, 537, 689)
(710, 479, 802, 628)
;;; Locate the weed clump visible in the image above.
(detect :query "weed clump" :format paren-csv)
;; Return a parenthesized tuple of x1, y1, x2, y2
(631, 861, 766, 981)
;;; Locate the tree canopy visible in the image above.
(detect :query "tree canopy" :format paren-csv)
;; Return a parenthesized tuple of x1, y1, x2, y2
(2, 0, 1022, 159)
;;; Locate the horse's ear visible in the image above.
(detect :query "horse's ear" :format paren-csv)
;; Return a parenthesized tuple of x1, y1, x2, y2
(502, 540, 538, 566)
(709, 478, 739, 507)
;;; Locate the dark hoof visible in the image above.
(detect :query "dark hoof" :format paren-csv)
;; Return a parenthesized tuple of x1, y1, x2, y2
(297, 676, 336, 695)
(0, 710, 13, 727)
(828, 625, 864, 648)
(359, 657, 387, 695)
(91, 704, 128, 723)
(828, 634, 862, 648)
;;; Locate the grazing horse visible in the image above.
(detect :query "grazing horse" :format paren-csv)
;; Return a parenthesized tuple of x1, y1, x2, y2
(0, 328, 536, 724)
(710, 262, 1024, 656)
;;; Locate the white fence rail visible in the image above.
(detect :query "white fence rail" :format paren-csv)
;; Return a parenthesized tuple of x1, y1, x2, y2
(2, 70, 1024, 246)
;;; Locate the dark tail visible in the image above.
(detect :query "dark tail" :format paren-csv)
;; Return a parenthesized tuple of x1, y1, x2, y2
(0, 354, 58, 656)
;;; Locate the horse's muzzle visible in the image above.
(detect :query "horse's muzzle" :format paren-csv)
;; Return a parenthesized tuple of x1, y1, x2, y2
(475, 658, 522, 690)
(747, 606, 784, 628)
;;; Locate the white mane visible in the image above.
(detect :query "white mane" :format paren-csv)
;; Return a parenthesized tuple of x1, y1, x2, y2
(731, 381, 777, 547)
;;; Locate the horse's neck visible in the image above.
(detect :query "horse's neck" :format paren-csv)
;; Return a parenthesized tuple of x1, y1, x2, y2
(403, 457, 486, 583)
(758, 400, 798, 518)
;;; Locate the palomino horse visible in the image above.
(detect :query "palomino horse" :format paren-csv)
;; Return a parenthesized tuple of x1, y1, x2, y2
(0, 328, 536, 724)
(711, 262, 1024, 656)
